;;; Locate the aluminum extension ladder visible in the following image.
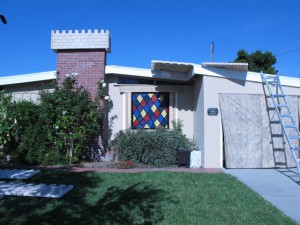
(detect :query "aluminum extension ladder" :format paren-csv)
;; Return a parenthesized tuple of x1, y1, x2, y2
(261, 72, 300, 177)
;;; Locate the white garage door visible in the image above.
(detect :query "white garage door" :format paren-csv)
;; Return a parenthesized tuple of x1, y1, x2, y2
(219, 93, 298, 168)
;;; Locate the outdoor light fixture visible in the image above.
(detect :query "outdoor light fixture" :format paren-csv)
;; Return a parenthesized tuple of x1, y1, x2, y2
(0, 15, 7, 24)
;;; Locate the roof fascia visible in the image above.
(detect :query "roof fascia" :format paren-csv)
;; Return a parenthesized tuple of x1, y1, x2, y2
(106, 65, 189, 81)
(194, 65, 300, 88)
(0, 71, 56, 86)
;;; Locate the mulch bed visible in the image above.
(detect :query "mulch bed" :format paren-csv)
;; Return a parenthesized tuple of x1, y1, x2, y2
(0, 161, 224, 174)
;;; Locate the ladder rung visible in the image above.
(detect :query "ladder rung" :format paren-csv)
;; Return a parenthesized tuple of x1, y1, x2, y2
(271, 134, 284, 138)
(265, 77, 277, 83)
(284, 125, 297, 129)
(292, 147, 300, 151)
(273, 94, 285, 98)
(280, 114, 292, 118)
(273, 148, 285, 152)
(288, 136, 300, 139)
(276, 104, 288, 107)
(275, 162, 287, 166)
(265, 74, 277, 78)
(270, 120, 281, 124)
(265, 77, 277, 81)
(267, 107, 276, 111)
(264, 81, 277, 85)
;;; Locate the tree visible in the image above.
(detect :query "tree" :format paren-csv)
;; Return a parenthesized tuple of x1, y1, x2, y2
(39, 76, 106, 164)
(233, 49, 277, 74)
(0, 91, 17, 161)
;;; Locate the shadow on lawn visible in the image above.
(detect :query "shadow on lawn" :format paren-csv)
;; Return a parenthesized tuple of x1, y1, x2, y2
(0, 171, 166, 225)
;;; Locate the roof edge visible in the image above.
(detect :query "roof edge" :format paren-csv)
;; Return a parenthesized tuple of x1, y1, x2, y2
(0, 71, 56, 86)
(202, 62, 248, 71)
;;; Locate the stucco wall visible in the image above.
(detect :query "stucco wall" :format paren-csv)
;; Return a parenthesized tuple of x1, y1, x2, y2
(198, 74, 300, 168)
(105, 74, 194, 143)
(176, 85, 194, 139)
(2, 81, 54, 102)
(193, 76, 204, 156)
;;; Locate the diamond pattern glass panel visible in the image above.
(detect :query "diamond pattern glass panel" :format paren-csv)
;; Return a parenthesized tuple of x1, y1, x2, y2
(132, 92, 169, 129)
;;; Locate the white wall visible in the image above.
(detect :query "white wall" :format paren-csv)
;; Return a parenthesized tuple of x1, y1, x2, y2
(193, 76, 204, 155)
(197, 74, 300, 168)
(2, 81, 54, 102)
(176, 85, 194, 139)
(106, 74, 194, 143)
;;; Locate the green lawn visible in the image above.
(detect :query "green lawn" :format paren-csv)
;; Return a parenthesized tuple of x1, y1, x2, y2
(0, 171, 296, 225)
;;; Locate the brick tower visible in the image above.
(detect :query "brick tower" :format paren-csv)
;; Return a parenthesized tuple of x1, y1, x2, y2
(51, 29, 111, 99)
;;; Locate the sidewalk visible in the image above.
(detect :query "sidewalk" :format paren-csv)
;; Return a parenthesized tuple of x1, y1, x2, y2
(227, 168, 300, 224)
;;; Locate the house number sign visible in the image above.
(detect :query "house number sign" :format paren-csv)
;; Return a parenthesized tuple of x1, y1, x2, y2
(207, 108, 218, 116)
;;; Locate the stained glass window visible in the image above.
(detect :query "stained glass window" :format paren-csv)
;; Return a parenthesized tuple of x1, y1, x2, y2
(132, 92, 169, 129)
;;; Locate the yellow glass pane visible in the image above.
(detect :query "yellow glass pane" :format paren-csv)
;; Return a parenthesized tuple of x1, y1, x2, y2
(154, 120, 160, 127)
(151, 105, 157, 112)
(161, 109, 167, 118)
(140, 109, 146, 117)
(137, 94, 143, 103)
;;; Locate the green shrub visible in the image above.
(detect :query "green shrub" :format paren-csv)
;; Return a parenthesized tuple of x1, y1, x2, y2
(10, 101, 44, 164)
(114, 127, 195, 167)
(38, 76, 105, 164)
(0, 90, 17, 160)
(1, 76, 107, 165)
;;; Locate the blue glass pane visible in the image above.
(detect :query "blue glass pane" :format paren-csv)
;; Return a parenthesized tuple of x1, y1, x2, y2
(132, 93, 169, 129)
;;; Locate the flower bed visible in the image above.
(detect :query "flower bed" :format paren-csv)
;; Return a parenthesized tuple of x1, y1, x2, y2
(113, 160, 135, 169)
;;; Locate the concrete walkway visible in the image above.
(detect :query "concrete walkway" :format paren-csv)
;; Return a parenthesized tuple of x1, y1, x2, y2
(227, 168, 300, 224)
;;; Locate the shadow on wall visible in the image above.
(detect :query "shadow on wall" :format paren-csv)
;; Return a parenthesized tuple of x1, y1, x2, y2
(202, 66, 248, 86)
(153, 84, 194, 112)
(103, 91, 118, 146)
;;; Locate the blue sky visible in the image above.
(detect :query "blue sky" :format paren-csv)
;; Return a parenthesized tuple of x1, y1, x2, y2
(1, 0, 300, 77)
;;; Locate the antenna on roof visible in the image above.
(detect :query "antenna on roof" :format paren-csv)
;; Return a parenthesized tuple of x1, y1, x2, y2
(210, 41, 214, 62)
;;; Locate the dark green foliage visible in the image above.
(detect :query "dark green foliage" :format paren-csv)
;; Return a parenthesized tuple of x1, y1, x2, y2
(0, 90, 16, 158)
(39, 76, 104, 164)
(114, 128, 194, 166)
(234, 49, 277, 74)
(12, 101, 39, 137)
(9, 101, 47, 164)
(17, 124, 50, 165)
(0, 76, 105, 165)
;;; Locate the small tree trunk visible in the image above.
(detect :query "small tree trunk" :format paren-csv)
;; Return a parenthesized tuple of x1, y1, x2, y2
(69, 137, 74, 165)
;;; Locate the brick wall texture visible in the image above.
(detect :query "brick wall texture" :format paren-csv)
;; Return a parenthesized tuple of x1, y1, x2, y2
(56, 49, 106, 99)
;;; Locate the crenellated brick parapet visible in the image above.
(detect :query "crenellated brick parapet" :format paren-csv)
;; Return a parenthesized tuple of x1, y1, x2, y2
(51, 28, 110, 99)
(51, 29, 111, 53)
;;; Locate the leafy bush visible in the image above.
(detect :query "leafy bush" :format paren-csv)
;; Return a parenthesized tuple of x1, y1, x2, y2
(0, 76, 107, 165)
(38, 76, 105, 164)
(114, 126, 195, 167)
(0, 90, 17, 160)
(12, 101, 47, 164)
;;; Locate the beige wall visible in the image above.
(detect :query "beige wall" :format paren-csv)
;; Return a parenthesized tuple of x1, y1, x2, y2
(105, 75, 194, 143)
(197, 75, 300, 168)
(193, 76, 204, 156)
(3, 81, 54, 102)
